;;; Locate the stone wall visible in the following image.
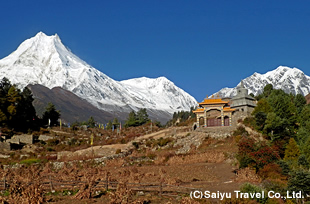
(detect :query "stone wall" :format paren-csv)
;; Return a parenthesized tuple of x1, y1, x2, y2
(0, 142, 11, 151)
(6, 134, 34, 145)
(195, 126, 235, 139)
(38, 135, 53, 141)
(231, 111, 250, 126)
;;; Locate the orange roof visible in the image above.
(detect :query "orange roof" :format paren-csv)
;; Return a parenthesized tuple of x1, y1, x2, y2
(223, 107, 235, 112)
(193, 108, 204, 113)
(199, 98, 229, 105)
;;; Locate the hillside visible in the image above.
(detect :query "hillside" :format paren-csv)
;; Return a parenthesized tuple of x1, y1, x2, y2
(0, 124, 247, 203)
(28, 84, 116, 124)
(306, 93, 310, 104)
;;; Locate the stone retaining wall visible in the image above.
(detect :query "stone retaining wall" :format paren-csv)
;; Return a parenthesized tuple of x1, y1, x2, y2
(6, 134, 34, 145)
(195, 126, 235, 139)
(0, 142, 11, 151)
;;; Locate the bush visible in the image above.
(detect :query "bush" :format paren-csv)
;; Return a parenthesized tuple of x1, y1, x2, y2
(238, 155, 255, 169)
(250, 144, 280, 169)
(132, 142, 140, 149)
(258, 163, 286, 180)
(240, 183, 268, 203)
(156, 137, 173, 147)
(146, 152, 156, 160)
(233, 126, 249, 137)
(262, 179, 287, 197)
(20, 158, 42, 165)
(243, 117, 256, 129)
(46, 138, 59, 146)
(237, 137, 280, 170)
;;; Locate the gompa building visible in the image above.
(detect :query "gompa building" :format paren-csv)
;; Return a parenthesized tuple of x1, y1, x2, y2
(193, 81, 256, 128)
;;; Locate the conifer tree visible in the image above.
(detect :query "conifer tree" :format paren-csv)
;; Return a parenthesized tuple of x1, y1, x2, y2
(0, 78, 38, 131)
(7, 86, 21, 120)
(298, 154, 309, 169)
(299, 105, 310, 128)
(106, 120, 112, 130)
(302, 136, 310, 163)
(284, 138, 300, 161)
(136, 108, 149, 125)
(42, 102, 60, 127)
(125, 111, 138, 127)
(252, 98, 272, 116)
(87, 116, 96, 128)
(294, 94, 307, 114)
(288, 170, 310, 197)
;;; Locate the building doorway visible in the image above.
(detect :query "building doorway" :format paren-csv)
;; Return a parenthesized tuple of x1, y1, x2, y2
(224, 116, 230, 126)
(207, 117, 222, 127)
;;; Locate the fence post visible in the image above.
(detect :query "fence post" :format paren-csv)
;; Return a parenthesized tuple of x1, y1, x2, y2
(3, 176, 6, 190)
(49, 176, 54, 192)
(105, 173, 109, 191)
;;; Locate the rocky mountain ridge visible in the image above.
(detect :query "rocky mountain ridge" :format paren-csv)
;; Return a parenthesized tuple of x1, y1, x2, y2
(214, 66, 310, 98)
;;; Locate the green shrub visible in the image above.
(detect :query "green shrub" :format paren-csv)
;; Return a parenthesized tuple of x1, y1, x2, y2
(287, 170, 310, 197)
(147, 153, 156, 160)
(243, 117, 256, 129)
(20, 158, 42, 165)
(157, 137, 172, 147)
(0, 189, 10, 197)
(240, 183, 268, 203)
(46, 147, 55, 152)
(232, 126, 249, 137)
(47, 138, 59, 146)
(68, 138, 78, 146)
(145, 139, 153, 147)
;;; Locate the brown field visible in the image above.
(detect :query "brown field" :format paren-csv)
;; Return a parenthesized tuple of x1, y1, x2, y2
(0, 125, 256, 203)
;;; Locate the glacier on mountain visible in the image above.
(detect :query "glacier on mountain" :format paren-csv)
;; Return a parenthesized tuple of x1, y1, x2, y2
(0, 32, 197, 115)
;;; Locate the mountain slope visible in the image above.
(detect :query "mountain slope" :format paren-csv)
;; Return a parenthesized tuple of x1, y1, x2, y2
(214, 66, 310, 98)
(28, 84, 115, 123)
(0, 32, 197, 118)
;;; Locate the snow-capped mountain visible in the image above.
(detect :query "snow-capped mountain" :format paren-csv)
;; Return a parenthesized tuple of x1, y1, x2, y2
(120, 77, 196, 111)
(0, 32, 197, 117)
(214, 66, 310, 98)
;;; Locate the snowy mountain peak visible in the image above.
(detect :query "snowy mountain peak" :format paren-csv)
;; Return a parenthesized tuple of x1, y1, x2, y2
(0, 32, 197, 117)
(214, 66, 310, 98)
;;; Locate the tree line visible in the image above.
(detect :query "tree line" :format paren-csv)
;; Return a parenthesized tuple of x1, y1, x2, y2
(0, 78, 60, 133)
(71, 109, 151, 130)
(237, 83, 310, 199)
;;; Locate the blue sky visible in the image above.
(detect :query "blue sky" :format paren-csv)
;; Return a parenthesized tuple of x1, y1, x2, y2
(1, 1, 310, 102)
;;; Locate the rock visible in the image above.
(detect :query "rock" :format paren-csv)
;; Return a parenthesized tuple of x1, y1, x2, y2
(38, 135, 53, 141)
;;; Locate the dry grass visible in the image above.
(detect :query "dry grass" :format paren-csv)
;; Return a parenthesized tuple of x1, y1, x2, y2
(0, 125, 246, 203)
(166, 151, 225, 165)
(235, 167, 261, 183)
